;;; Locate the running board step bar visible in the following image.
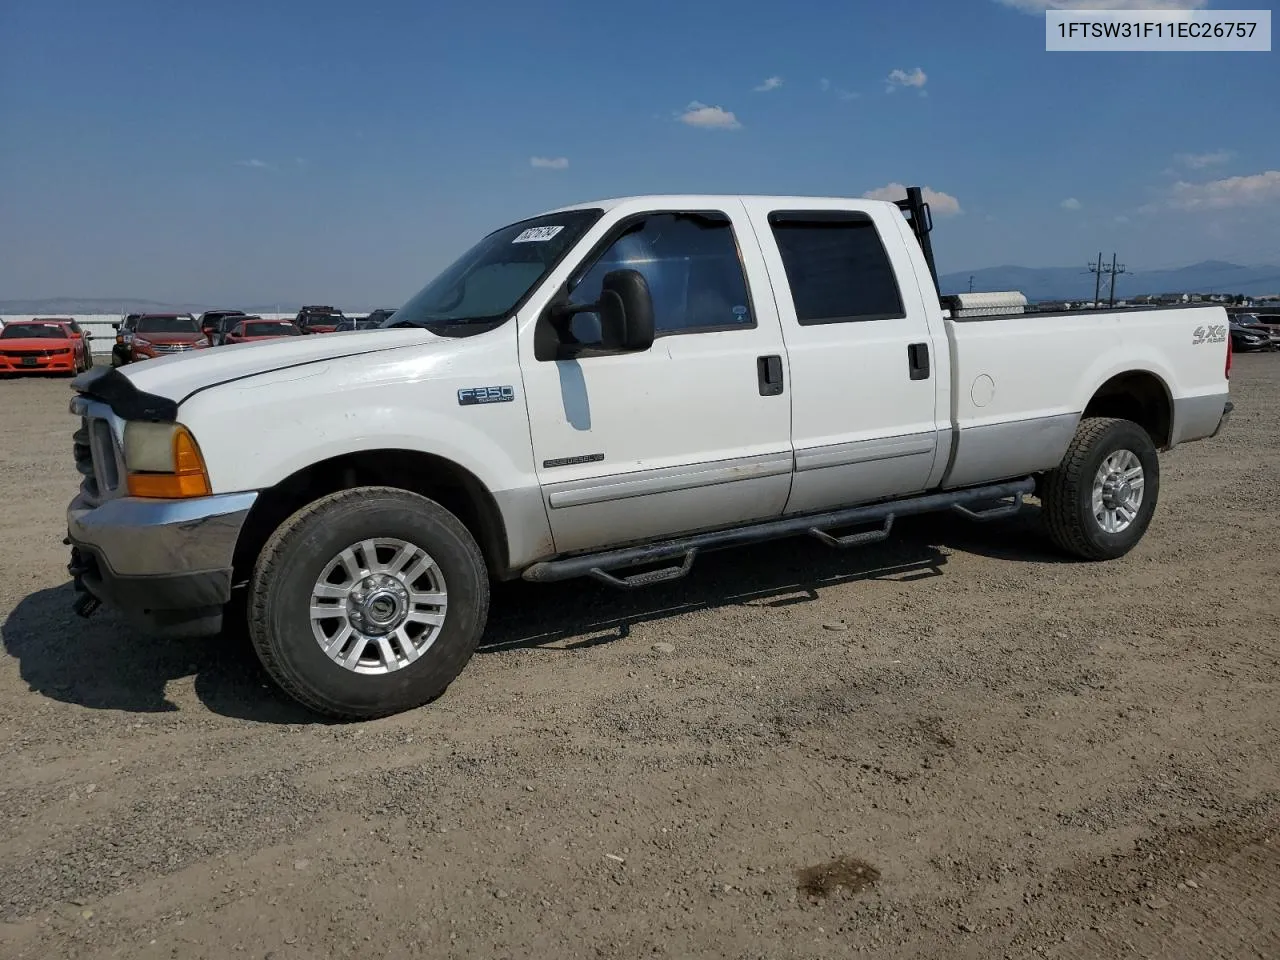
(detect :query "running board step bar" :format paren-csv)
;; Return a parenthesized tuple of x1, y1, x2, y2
(522, 477, 1035, 587)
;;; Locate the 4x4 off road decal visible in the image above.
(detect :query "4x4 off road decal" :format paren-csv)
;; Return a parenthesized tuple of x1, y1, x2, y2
(1192, 324, 1227, 345)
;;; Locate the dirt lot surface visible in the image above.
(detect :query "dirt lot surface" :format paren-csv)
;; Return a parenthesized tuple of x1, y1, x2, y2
(2, 360, 1278, 959)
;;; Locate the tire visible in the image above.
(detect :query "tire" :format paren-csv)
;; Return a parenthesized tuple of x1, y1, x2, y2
(247, 486, 490, 720)
(1041, 417, 1160, 561)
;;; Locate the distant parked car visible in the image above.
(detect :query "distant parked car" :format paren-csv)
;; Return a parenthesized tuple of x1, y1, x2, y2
(210, 313, 251, 346)
(1230, 320, 1274, 352)
(362, 308, 399, 326)
(129, 313, 203, 361)
(294, 305, 345, 334)
(333, 316, 386, 332)
(0, 320, 92, 374)
(36, 318, 95, 367)
(1235, 313, 1280, 347)
(223, 318, 304, 344)
(198, 309, 248, 346)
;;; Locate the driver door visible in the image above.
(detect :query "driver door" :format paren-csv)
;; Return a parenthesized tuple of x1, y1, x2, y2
(516, 203, 795, 555)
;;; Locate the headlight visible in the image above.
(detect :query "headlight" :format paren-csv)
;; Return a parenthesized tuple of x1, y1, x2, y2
(123, 422, 212, 498)
(133, 338, 152, 348)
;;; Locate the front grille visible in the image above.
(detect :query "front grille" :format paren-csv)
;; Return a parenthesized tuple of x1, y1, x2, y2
(72, 419, 99, 501)
(2, 348, 59, 358)
(72, 412, 122, 504)
(153, 343, 193, 353)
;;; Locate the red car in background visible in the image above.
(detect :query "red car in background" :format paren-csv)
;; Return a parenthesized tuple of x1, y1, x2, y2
(0, 320, 92, 374)
(294, 305, 345, 334)
(223, 318, 304, 344)
(129, 313, 204, 361)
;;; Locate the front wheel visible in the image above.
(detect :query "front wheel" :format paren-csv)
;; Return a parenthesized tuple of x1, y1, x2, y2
(247, 486, 490, 719)
(1040, 416, 1160, 561)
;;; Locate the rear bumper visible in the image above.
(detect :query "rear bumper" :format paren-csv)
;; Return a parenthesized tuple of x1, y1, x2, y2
(66, 490, 258, 635)
(1211, 400, 1233, 439)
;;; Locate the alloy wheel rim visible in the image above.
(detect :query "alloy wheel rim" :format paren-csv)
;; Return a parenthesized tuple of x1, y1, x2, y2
(309, 538, 448, 675)
(1091, 450, 1145, 534)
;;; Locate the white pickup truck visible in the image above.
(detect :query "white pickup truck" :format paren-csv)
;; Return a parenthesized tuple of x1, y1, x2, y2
(65, 187, 1234, 719)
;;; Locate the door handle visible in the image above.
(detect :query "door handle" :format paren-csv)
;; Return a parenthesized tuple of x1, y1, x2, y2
(757, 354, 784, 396)
(907, 342, 930, 381)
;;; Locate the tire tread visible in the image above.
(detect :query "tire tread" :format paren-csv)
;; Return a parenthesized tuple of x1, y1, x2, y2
(246, 486, 488, 720)
(1041, 416, 1156, 561)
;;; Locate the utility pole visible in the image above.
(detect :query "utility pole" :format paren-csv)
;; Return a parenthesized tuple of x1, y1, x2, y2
(1088, 252, 1127, 307)
(1107, 253, 1127, 307)
(968, 275, 975, 293)
(1089, 252, 1103, 307)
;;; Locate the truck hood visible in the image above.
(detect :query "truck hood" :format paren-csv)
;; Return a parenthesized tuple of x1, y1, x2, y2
(120, 327, 437, 403)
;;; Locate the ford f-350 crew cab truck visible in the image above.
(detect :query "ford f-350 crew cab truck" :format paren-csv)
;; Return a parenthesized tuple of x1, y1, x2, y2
(65, 187, 1234, 719)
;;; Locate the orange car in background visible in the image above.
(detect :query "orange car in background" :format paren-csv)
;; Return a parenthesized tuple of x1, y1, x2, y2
(0, 320, 93, 374)
(223, 318, 304, 344)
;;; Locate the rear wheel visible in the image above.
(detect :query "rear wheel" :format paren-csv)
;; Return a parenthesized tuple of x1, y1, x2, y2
(1041, 416, 1160, 561)
(247, 486, 490, 720)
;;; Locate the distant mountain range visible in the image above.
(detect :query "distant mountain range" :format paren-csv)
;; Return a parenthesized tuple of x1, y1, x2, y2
(939, 260, 1280, 302)
(3, 260, 1278, 316)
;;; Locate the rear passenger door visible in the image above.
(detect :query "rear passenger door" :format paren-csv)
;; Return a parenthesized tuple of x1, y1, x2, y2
(742, 200, 945, 514)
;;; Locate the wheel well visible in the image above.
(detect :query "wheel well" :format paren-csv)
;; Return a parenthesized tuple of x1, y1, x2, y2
(231, 450, 509, 584)
(1082, 371, 1172, 449)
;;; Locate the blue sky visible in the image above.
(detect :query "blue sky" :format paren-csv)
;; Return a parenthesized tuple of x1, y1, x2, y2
(1, 0, 1276, 306)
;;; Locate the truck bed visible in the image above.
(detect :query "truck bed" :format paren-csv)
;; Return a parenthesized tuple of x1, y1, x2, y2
(940, 303, 1230, 489)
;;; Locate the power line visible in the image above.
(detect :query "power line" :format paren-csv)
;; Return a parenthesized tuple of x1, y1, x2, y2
(1088, 252, 1127, 306)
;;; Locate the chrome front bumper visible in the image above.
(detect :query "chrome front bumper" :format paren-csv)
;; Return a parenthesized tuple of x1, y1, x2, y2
(66, 490, 258, 634)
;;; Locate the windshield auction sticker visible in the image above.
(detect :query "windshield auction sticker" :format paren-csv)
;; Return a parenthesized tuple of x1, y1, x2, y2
(512, 225, 565, 243)
(1046, 9, 1271, 51)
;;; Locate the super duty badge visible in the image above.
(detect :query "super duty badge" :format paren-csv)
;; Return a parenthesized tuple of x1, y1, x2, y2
(458, 385, 515, 405)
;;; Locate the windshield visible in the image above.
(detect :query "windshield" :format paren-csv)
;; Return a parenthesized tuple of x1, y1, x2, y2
(388, 208, 603, 329)
(137, 315, 199, 334)
(2, 323, 67, 340)
(244, 322, 300, 337)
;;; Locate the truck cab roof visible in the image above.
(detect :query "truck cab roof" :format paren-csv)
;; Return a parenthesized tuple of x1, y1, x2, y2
(545, 194, 901, 215)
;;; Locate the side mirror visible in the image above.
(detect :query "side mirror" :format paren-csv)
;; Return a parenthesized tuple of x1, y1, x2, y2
(594, 269, 655, 351)
(538, 268, 656, 361)
(111, 322, 120, 330)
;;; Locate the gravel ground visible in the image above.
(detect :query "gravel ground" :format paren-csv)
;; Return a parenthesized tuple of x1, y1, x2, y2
(1, 359, 1277, 959)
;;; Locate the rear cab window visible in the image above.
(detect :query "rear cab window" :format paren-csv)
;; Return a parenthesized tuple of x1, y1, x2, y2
(766, 211, 905, 325)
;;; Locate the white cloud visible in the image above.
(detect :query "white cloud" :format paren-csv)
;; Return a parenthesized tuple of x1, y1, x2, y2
(862, 182, 962, 217)
(819, 78, 831, 92)
(837, 89, 861, 101)
(1114, 215, 1130, 223)
(1163, 171, 1280, 211)
(885, 67, 927, 94)
(1176, 149, 1234, 170)
(676, 101, 742, 130)
(995, 0, 1208, 11)
(235, 159, 272, 170)
(1061, 197, 1082, 210)
(754, 76, 783, 92)
(530, 156, 569, 170)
